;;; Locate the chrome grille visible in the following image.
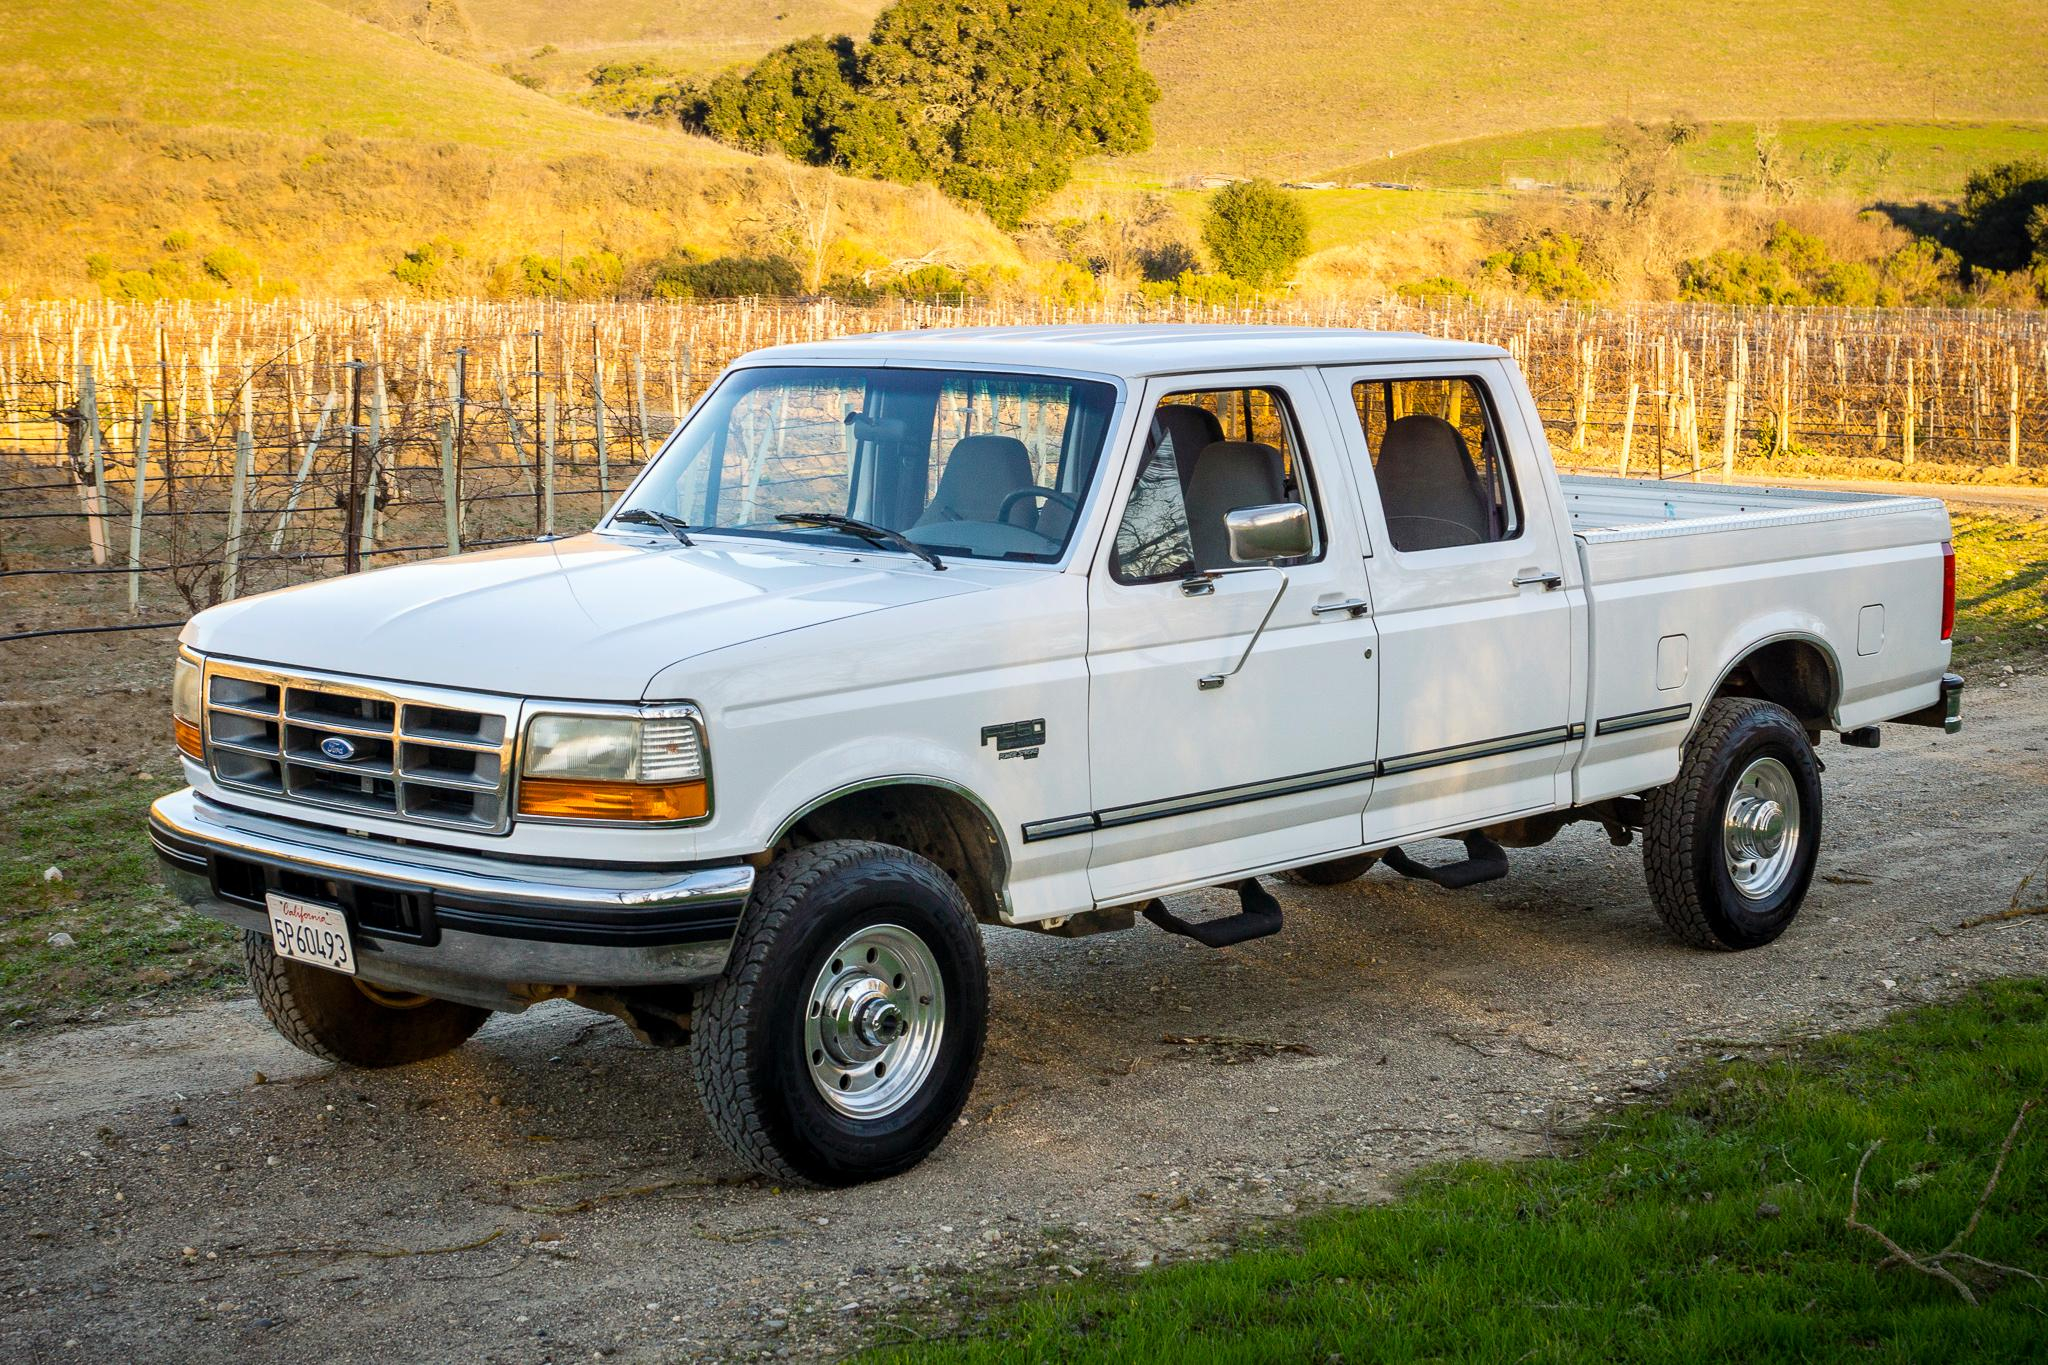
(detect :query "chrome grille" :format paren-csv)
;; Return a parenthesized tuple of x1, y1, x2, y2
(203, 662, 516, 833)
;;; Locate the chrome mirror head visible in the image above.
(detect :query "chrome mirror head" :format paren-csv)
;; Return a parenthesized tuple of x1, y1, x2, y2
(1224, 502, 1311, 563)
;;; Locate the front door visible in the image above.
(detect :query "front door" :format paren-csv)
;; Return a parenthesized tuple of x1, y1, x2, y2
(1081, 372, 1380, 904)
(1318, 360, 1579, 847)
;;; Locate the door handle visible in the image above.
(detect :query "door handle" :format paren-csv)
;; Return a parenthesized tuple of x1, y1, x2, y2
(1311, 598, 1370, 618)
(1511, 570, 1564, 591)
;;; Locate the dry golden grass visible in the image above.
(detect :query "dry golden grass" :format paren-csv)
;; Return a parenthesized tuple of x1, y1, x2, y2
(1132, 0, 2048, 178)
(0, 0, 1009, 296)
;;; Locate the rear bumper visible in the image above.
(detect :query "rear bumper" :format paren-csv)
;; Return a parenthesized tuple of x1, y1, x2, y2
(148, 788, 755, 1006)
(1895, 671, 1965, 734)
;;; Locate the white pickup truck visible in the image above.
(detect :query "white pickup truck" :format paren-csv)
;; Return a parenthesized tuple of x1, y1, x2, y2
(151, 326, 1963, 1184)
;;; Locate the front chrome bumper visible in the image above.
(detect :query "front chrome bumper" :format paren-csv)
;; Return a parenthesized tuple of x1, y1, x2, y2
(149, 788, 755, 1009)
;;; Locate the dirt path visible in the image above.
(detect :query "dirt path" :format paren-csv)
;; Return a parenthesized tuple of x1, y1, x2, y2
(4, 676, 2046, 1363)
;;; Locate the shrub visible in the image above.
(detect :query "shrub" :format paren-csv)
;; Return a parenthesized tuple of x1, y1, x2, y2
(645, 252, 803, 299)
(392, 239, 460, 295)
(1199, 179, 1309, 286)
(201, 245, 257, 286)
(687, 0, 1157, 227)
(1482, 230, 1602, 301)
(161, 230, 193, 252)
(1954, 158, 2048, 274)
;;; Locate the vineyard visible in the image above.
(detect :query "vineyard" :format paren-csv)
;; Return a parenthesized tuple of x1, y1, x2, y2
(3, 296, 2046, 644)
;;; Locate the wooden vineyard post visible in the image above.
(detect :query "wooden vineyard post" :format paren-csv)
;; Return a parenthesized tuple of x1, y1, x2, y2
(543, 393, 557, 537)
(2012, 360, 2023, 469)
(79, 363, 109, 565)
(592, 332, 609, 500)
(1618, 382, 1639, 477)
(362, 361, 385, 557)
(157, 321, 175, 514)
(272, 392, 336, 551)
(439, 415, 461, 554)
(128, 401, 152, 612)
(634, 353, 652, 462)
(451, 346, 469, 496)
(222, 428, 251, 601)
(1721, 381, 1740, 482)
(1904, 359, 1917, 466)
(342, 360, 364, 575)
(530, 329, 545, 534)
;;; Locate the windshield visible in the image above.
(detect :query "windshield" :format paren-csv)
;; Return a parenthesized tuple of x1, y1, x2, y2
(612, 365, 1119, 564)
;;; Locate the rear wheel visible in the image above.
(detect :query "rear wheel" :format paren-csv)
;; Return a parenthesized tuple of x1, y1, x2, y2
(690, 840, 986, 1186)
(1642, 697, 1823, 950)
(242, 932, 489, 1066)
(1280, 852, 1380, 887)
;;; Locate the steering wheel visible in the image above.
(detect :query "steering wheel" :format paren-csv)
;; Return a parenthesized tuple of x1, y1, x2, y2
(996, 486, 1081, 525)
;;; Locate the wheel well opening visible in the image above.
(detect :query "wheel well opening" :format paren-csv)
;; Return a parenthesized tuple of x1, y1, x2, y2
(776, 784, 1009, 925)
(1714, 638, 1838, 728)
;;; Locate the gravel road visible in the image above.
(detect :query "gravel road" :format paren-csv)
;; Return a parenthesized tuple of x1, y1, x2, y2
(4, 674, 2045, 1363)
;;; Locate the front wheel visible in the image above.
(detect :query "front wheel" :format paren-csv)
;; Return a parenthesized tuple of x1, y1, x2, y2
(690, 840, 987, 1186)
(243, 932, 490, 1066)
(1642, 697, 1823, 950)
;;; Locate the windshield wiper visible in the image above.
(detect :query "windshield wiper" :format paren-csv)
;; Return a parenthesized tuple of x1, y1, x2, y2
(775, 513, 945, 571)
(612, 508, 695, 547)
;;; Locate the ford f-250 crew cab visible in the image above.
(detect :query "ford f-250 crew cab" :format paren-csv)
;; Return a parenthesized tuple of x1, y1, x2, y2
(150, 325, 1964, 1184)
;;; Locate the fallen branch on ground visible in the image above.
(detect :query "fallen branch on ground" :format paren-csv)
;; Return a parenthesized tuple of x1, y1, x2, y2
(1846, 1099, 2041, 1305)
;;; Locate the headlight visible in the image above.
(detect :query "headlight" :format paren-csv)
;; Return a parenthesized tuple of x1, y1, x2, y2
(173, 653, 204, 761)
(517, 706, 709, 822)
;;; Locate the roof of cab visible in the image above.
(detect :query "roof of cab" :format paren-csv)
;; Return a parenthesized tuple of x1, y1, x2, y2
(734, 324, 1508, 380)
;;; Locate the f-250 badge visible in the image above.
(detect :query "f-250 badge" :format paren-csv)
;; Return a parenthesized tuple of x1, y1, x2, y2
(979, 719, 1045, 760)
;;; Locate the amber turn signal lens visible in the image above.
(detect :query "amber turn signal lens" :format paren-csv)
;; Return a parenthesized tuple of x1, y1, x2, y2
(174, 716, 204, 761)
(517, 776, 708, 822)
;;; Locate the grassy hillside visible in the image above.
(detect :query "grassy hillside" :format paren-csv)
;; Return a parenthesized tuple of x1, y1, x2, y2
(1329, 119, 2048, 201)
(0, 0, 1008, 296)
(342, 0, 893, 83)
(1134, 0, 2048, 178)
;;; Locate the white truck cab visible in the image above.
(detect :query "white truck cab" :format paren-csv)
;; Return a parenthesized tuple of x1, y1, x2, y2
(151, 326, 1964, 1183)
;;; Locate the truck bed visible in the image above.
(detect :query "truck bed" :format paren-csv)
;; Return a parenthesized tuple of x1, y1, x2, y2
(1558, 475, 1946, 541)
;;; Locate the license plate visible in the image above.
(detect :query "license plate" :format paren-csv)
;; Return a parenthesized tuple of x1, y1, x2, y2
(266, 893, 356, 976)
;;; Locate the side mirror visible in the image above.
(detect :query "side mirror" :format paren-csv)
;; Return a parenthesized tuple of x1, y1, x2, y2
(1224, 502, 1312, 564)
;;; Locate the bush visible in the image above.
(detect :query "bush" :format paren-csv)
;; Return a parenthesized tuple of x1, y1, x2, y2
(645, 252, 803, 299)
(1954, 158, 2048, 274)
(201, 245, 257, 286)
(1199, 179, 1309, 287)
(1482, 229, 1602, 301)
(686, 0, 1157, 227)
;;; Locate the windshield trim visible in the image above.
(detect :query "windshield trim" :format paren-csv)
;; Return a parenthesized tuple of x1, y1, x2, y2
(605, 360, 1130, 574)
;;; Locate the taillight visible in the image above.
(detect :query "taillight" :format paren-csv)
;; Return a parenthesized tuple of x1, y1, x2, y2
(1940, 539, 1955, 641)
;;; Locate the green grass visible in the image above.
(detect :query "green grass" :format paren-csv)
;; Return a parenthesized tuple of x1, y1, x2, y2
(1951, 511, 2048, 670)
(1132, 1, 2048, 178)
(0, 773, 239, 1028)
(870, 979, 2048, 1362)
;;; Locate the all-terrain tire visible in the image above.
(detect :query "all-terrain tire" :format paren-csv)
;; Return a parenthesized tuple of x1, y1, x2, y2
(690, 840, 987, 1187)
(242, 932, 490, 1066)
(1641, 697, 1824, 950)
(1280, 853, 1381, 887)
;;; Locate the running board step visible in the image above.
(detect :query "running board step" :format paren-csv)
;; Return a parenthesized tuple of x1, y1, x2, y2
(1140, 878, 1284, 948)
(1381, 832, 1510, 889)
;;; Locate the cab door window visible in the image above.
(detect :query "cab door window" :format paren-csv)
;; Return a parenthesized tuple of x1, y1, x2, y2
(1110, 385, 1323, 583)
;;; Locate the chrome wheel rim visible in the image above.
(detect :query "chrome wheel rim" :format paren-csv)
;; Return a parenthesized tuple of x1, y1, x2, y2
(1722, 755, 1801, 900)
(803, 923, 945, 1119)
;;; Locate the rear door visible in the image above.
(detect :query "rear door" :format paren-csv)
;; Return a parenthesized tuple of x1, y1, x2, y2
(1080, 370, 1380, 903)
(1318, 360, 1579, 846)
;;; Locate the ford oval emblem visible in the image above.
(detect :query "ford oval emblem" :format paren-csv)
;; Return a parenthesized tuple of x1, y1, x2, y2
(319, 736, 358, 762)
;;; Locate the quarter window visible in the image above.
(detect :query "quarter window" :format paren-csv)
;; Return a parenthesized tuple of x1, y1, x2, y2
(1351, 377, 1520, 552)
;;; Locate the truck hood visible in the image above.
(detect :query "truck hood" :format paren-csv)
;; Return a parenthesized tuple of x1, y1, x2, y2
(182, 533, 998, 700)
